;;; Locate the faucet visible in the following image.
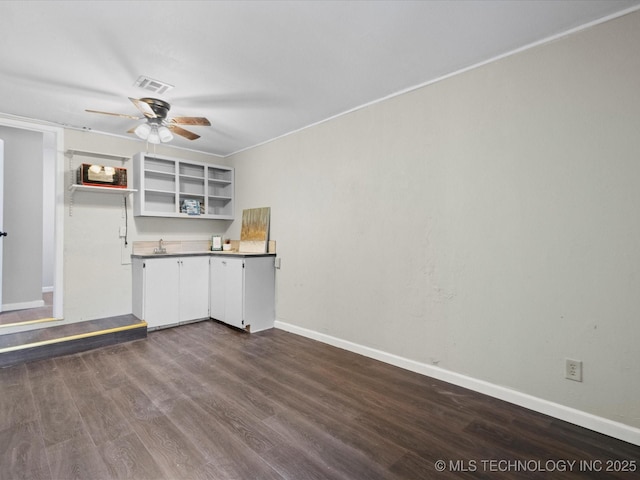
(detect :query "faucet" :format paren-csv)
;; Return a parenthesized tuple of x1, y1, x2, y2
(154, 238, 167, 254)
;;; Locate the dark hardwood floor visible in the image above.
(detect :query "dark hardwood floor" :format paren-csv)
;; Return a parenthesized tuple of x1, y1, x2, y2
(0, 292, 54, 326)
(0, 320, 638, 479)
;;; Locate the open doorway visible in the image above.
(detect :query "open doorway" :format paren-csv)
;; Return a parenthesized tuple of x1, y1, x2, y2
(0, 118, 63, 330)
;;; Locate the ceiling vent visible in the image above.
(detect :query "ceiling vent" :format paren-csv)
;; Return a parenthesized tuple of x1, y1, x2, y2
(134, 75, 174, 95)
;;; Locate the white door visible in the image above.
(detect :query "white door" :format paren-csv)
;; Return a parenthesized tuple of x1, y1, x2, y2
(144, 257, 180, 329)
(0, 139, 4, 311)
(209, 257, 244, 329)
(179, 256, 209, 321)
(209, 256, 226, 322)
(224, 258, 244, 329)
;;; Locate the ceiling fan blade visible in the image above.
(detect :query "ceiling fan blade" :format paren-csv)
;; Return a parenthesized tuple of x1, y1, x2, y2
(85, 109, 142, 120)
(167, 124, 200, 140)
(168, 117, 211, 126)
(129, 97, 157, 118)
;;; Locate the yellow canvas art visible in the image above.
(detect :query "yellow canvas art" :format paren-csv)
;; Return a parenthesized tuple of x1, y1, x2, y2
(240, 207, 270, 253)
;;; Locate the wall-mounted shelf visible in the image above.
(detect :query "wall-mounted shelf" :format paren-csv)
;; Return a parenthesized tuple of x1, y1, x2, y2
(66, 149, 130, 162)
(66, 149, 134, 216)
(67, 184, 136, 216)
(68, 184, 136, 194)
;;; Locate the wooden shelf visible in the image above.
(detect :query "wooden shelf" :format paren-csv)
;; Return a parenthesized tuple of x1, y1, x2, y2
(66, 149, 130, 162)
(66, 150, 135, 216)
(144, 188, 175, 196)
(145, 168, 176, 177)
(69, 184, 136, 194)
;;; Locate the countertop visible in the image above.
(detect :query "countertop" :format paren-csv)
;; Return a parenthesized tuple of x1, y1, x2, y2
(131, 251, 276, 259)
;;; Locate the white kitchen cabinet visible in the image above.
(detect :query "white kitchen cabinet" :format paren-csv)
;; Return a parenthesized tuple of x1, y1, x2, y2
(209, 255, 275, 332)
(133, 152, 234, 220)
(210, 257, 244, 329)
(132, 255, 210, 330)
(178, 256, 211, 321)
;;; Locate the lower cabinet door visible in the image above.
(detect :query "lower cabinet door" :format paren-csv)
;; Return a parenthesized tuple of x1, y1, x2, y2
(209, 257, 244, 329)
(209, 257, 226, 322)
(144, 257, 180, 329)
(179, 256, 210, 321)
(223, 258, 244, 329)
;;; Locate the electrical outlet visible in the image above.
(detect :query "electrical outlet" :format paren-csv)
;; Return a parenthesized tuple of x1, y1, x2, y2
(565, 359, 583, 382)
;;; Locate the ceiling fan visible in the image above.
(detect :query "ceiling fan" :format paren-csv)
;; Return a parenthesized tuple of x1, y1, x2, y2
(86, 97, 211, 143)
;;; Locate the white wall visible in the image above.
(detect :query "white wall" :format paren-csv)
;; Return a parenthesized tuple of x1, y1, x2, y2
(0, 126, 44, 308)
(227, 11, 640, 431)
(42, 131, 56, 292)
(62, 130, 231, 322)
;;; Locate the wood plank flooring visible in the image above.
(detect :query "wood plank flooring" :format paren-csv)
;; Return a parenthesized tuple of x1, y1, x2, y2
(0, 320, 638, 479)
(0, 315, 147, 367)
(0, 292, 54, 326)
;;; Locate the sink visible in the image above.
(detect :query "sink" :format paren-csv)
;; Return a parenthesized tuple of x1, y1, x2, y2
(153, 239, 167, 254)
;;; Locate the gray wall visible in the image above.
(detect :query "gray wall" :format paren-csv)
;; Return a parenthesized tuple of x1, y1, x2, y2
(227, 11, 640, 429)
(1, 126, 43, 307)
(42, 132, 56, 291)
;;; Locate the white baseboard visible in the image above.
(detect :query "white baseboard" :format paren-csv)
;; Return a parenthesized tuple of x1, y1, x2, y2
(42, 286, 54, 293)
(275, 320, 640, 446)
(2, 299, 45, 312)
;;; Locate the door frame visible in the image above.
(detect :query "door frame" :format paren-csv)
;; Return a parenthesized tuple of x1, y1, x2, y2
(0, 115, 64, 319)
(0, 139, 3, 311)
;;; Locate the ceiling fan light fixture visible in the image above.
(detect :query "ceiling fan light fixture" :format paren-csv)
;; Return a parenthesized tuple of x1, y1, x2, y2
(134, 123, 151, 139)
(158, 126, 173, 143)
(147, 126, 161, 144)
(87, 96, 208, 143)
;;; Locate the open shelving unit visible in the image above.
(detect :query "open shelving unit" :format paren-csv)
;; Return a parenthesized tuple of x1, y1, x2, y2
(66, 149, 136, 216)
(132, 152, 234, 220)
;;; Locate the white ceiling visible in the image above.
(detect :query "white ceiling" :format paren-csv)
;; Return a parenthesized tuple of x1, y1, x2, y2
(1, 0, 639, 157)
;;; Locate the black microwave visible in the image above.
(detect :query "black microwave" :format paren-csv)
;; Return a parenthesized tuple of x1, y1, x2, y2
(77, 164, 127, 188)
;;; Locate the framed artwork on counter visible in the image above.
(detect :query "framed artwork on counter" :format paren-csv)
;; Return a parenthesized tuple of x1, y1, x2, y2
(211, 235, 222, 251)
